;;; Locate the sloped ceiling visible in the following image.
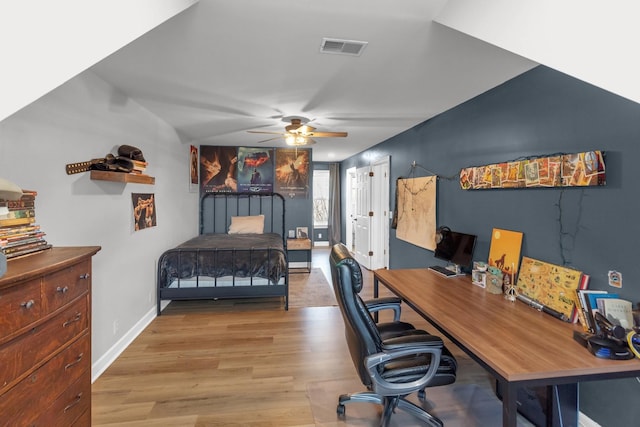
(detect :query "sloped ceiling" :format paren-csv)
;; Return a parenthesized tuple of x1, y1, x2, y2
(436, 0, 640, 105)
(0, 0, 198, 123)
(91, 0, 537, 161)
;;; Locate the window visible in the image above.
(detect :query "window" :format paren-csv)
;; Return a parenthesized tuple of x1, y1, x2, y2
(313, 170, 330, 228)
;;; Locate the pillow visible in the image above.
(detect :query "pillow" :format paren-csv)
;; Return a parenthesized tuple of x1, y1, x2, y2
(228, 214, 265, 234)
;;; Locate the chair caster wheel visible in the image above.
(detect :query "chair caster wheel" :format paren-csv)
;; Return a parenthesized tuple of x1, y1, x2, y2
(337, 404, 345, 416)
(418, 389, 426, 401)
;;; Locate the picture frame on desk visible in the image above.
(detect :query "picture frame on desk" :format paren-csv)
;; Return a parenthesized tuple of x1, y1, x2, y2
(296, 226, 308, 239)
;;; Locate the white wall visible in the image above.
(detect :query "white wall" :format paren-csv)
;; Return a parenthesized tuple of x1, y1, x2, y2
(0, 71, 198, 379)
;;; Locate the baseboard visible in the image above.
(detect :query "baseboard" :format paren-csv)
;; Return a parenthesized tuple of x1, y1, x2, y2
(579, 412, 602, 427)
(91, 305, 157, 383)
(289, 261, 310, 269)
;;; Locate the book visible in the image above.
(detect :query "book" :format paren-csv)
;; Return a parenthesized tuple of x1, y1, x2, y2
(3, 208, 35, 219)
(585, 292, 619, 334)
(5, 243, 52, 259)
(4, 199, 35, 209)
(571, 274, 590, 323)
(577, 289, 606, 333)
(2, 240, 49, 255)
(0, 217, 35, 227)
(602, 298, 634, 330)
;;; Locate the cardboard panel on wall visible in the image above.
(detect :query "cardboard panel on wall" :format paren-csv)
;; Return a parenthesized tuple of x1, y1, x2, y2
(275, 148, 310, 198)
(200, 146, 238, 194)
(237, 147, 274, 193)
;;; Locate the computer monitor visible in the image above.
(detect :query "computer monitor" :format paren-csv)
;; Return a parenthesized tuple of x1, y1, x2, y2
(434, 230, 477, 270)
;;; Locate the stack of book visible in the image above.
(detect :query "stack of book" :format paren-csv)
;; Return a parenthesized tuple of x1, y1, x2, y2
(0, 190, 52, 259)
(130, 160, 148, 175)
(576, 288, 634, 333)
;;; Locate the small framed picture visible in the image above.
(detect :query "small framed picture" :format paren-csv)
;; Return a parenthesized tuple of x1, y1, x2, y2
(296, 227, 308, 239)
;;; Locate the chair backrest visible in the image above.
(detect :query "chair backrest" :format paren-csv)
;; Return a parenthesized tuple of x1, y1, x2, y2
(329, 243, 383, 387)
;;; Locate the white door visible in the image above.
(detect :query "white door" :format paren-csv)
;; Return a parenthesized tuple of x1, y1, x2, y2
(354, 166, 372, 269)
(345, 167, 356, 252)
(370, 157, 390, 270)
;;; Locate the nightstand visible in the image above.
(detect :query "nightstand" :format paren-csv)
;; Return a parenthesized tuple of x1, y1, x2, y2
(287, 238, 312, 273)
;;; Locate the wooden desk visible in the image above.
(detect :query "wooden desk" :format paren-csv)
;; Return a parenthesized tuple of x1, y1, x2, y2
(373, 268, 640, 427)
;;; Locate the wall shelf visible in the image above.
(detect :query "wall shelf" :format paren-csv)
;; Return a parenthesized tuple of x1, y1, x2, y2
(90, 170, 155, 184)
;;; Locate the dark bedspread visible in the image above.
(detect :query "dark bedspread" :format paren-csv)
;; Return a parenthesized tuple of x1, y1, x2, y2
(158, 233, 287, 288)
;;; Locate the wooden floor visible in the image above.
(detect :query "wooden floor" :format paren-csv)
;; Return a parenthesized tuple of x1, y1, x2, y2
(91, 248, 528, 426)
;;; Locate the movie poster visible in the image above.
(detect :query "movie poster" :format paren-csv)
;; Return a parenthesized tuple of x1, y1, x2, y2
(200, 146, 238, 194)
(237, 147, 274, 193)
(275, 148, 310, 198)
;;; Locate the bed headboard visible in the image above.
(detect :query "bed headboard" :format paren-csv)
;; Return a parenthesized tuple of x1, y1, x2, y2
(200, 192, 286, 238)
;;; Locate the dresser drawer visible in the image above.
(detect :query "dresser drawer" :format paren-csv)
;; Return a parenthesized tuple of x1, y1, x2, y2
(0, 296, 88, 393)
(0, 334, 89, 426)
(37, 367, 91, 427)
(70, 408, 90, 427)
(0, 278, 42, 341)
(42, 260, 91, 315)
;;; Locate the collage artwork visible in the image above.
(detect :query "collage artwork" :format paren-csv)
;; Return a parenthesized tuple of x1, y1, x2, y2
(459, 150, 605, 190)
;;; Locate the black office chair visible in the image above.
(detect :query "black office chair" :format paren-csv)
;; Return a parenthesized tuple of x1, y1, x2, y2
(329, 243, 457, 427)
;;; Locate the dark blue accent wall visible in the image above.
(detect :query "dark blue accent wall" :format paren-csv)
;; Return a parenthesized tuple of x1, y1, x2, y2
(341, 65, 640, 426)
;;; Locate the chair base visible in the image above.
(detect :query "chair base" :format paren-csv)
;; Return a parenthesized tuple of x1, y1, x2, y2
(337, 391, 443, 427)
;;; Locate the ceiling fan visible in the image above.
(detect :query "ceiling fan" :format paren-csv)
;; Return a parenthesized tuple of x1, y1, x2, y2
(247, 116, 348, 146)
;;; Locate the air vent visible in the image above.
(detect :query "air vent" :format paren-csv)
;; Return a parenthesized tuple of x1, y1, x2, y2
(320, 38, 368, 56)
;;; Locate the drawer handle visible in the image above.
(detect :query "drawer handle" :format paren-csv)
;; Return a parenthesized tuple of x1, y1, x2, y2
(63, 312, 82, 327)
(21, 300, 35, 309)
(65, 353, 84, 370)
(79, 273, 90, 280)
(56, 286, 69, 294)
(64, 392, 83, 413)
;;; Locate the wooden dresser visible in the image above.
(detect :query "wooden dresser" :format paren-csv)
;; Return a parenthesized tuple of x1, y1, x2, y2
(0, 246, 100, 426)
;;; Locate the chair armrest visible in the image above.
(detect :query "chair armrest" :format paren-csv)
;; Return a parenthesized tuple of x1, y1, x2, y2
(364, 297, 402, 322)
(365, 339, 443, 396)
(381, 333, 444, 350)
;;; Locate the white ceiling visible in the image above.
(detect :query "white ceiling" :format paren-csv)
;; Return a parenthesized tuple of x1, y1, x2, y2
(91, 0, 537, 161)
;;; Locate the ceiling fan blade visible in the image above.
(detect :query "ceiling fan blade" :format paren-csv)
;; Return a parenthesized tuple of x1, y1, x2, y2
(307, 131, 348, 138)
(256, 136, 283, 143)
(247, 130, 284, 135)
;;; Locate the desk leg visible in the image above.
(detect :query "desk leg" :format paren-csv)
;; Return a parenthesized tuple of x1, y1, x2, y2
(551, 383, 578, 427)
(500, 381, 518, 427)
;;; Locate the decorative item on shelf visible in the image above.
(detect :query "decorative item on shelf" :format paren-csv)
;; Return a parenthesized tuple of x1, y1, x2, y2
(66, 145, 154, 183)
